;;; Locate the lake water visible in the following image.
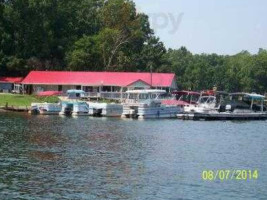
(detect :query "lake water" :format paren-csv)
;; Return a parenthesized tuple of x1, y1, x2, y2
(0, 112, 267, 200)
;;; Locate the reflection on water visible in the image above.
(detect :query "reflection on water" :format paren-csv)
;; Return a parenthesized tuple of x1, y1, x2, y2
(0, 112, 267, 199)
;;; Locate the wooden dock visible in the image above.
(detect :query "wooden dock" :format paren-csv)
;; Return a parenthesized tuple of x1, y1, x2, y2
(178, 112, 267, 121)
(0, 105, 29, 112)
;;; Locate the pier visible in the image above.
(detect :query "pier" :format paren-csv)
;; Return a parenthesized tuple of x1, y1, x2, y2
(178, 112, 267, 121)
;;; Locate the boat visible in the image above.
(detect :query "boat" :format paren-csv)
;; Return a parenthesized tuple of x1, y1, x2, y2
(67, 90, 86, 99)
(183, 91, 228, 113)
(121, 89, 182, 119)
(59, 101, 90, 116)
(72, 102, 90, 116)
(219, 93, 266, 112)
(161, 91, 200, 107)
(87, 102, 123, 117)
(59, 102, 74, 116)
(173, 91, 200, 105)
(178, 93, 267, 120)
(30, 103, 61, 115)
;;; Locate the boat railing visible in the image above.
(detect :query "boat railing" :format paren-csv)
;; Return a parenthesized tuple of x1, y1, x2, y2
(84, 92, 128, 100)
(84, 92, 100, 98)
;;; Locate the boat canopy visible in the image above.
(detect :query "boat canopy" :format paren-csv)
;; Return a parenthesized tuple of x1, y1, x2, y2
(126, 89, 166, 94)
(230, 93, 265, 100)
(245, 93, 265, 100)
(161, 99, 190, 106)
(67, 90, 85, 94)
(172, 91, 200, 96)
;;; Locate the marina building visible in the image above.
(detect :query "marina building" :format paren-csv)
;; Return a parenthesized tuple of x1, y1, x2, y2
(21, 71, 178, 95)
(0, 77, 24, 93)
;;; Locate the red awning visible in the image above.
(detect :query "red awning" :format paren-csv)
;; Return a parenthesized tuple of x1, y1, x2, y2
(37, 91, 63, 96)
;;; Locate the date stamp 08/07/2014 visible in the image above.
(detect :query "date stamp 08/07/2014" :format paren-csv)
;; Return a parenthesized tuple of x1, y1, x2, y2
(202, 170, 259, 181)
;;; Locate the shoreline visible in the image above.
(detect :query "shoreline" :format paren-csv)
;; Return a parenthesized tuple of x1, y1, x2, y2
(0, 106, 29, 112)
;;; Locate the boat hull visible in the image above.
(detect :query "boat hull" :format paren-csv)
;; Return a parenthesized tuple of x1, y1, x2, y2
(122, 105, 182, 119)
(72, 102, 90, 116)
(88, 102, 123, 117)
(30, 103, 61, 115)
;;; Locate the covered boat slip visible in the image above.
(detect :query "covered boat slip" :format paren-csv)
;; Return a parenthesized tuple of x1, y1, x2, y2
(224, 93, 266, 113)
(179, 92, 267, 121)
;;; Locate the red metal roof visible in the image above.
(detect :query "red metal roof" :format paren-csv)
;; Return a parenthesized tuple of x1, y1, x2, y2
(0, 77, 24, 83)
(22, 71, 176, 88)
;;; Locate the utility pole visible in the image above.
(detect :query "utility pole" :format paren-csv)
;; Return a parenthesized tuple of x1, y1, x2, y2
(150, 64, 153, 89)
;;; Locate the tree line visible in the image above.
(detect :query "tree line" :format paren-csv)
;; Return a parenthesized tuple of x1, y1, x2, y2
(0, 0, 266, 93)
(163, 47, 267, 93)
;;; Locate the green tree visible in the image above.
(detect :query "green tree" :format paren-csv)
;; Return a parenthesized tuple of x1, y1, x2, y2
(252, 49, 267, 93)
(138, 36, 167, 72)
(224, 51, 254, 92)
(66, 35, 102, 71)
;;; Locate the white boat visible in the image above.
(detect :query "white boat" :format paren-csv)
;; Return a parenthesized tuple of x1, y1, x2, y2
(30, 103, 61, 115)
(184, 95, 217, 113)
(183, 91, 228, 114)
(121, 89, 182, 119)
(59, 101, 90, 116)
(59, 102, 73, 116)
(72, 102, 90, 116)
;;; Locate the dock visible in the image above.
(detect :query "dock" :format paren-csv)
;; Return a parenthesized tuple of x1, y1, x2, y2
(0, 105, 29, 112)
(178, 112, 267, 120)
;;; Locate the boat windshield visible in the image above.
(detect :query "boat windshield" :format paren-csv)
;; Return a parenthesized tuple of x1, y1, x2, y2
(198, 96, 215, 104)
(158, 93, 173, 100)
(139, 93, 150, 100)
(177, 94, 199, 103)
(128, 93, 159, 100)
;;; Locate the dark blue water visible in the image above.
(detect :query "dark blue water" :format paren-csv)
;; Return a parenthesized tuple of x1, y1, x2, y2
(0, 112, 267, 200)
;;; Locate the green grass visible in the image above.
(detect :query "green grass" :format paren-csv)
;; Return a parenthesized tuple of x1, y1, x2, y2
(0, 93, 60, 107)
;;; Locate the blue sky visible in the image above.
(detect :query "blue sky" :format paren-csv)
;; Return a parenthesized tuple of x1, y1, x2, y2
(133, 0, 267, 55)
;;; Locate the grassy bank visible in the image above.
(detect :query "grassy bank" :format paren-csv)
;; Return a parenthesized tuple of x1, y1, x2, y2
(0, 93, 59, 107)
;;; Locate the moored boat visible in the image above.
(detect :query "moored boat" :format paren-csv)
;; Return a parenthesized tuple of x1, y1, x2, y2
(183, 91, 228, 113)
(72, 102, 90, 116)
(121, 89, 182, 119)
(59, 102, 74, 116)
(87, 102, 123, 117)
(30, 103, 61, 115)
